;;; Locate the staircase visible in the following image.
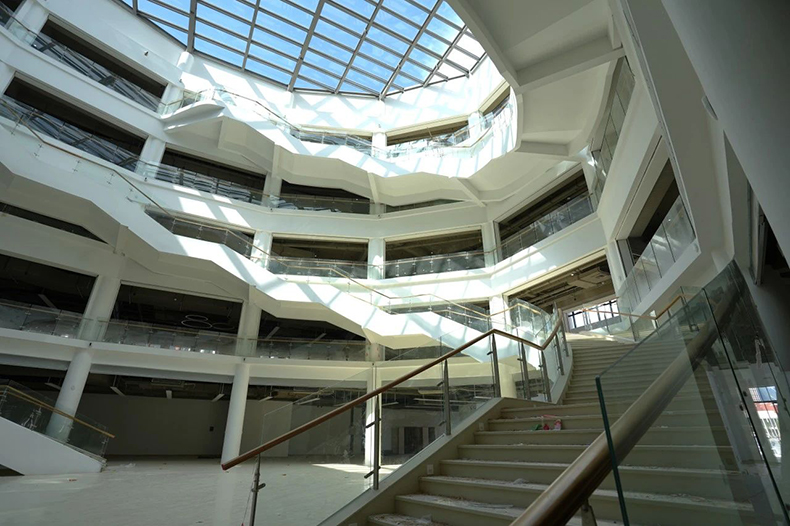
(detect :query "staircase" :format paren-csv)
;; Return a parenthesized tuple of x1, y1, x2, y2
(367, 337, 757, 525)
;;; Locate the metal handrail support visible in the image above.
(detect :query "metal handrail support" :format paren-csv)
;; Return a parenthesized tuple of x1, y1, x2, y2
(442, 360, 451, 436)
(490, 335, 502, 398)
(509, 289, 739, 525)
(221, 324, 563, 471)
(518, 341, 531, 400)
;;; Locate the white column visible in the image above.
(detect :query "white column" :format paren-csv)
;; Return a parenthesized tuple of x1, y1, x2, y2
(175, 51, 194, 72)
(45, 348, 92, 441)
(468, 111, 484, 139)
(368, 238, 385, 279)
(235, 300, 261, 357)
(490, 294, 519, 361)
(78, 275, 121, 341)
(498, 365, 518, 399)
(158, 83, 184, 113)
(263, 173, 282, 197)
(135, 137, 166, 176)
(10, 0, 48, 41)
(481, 222, 499, 267)
(221, 362, 251, 464)
(366, 342, 384, 362)
(252, 231, 273, 268)
(369, 202, 385, 215)
(0, 63, 14, 95)
(372, 132, 387, 150)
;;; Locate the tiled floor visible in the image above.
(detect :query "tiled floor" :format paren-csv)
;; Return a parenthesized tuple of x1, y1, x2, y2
(0, 457, 394, 526)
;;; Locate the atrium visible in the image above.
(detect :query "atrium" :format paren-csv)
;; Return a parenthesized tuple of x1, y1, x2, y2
(0, 0, 788, 524)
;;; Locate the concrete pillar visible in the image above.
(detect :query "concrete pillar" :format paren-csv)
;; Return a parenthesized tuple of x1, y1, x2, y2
(10, 0, 48, 41)
(368, 238, 385, 279)
(221, 362, 251, 464)
(369, 202, 385, 215)
(252, 231, 273, 268)
(175, 51, 194, 72)
(263, 173, 282, 197)
(481, 221, 499, 266)
(366, 342, 384, 362)
(158, 83, 184, 113)
(661, 0, 790, 259)
(45, 349, 92, 441)
(135, 136, 166, 176)
(78, 275, 121, 341)
(467, 111, 484, 139)
(498, 365, 518, 399)
(372, 132, 387, 150)
(0, 63, 14, 95)
(235, 300, 261, 357)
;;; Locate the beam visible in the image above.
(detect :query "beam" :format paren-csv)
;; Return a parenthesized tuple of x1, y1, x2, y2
(455, 178, 485, 207)
(516, 141, 573, 159)
(514, 36, 623, 94)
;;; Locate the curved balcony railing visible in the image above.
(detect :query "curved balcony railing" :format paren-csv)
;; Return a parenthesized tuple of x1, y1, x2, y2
(1, 3, 160, 111)
(0, 300, 369, 362)
(159, 87, 514, 160)
(0, 98, 576, 345)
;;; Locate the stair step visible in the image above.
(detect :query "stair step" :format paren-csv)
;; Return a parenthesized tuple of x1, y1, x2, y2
(488, 409, 721, 431)
(499, 395, 708, 418)
(439, 460, 744, 501)
(457, 444, 737, 469)
(474, 426, 729, 446)
(416, 476, 755, 525)
(368, 514, 448, 526)
(565, 382, 713, 399)
(395, 493, 520, 526)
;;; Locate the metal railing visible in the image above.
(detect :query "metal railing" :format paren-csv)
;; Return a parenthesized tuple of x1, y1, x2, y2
(514, 261, 790, 525)
(0, 3, 160, 111)
(0, 300, 369, 362)
(159, 87, 514, 160)
(222, 320, 568, 525)
(383, 249, 487, 278)
(500, 194, 595, 260)
(590, 58, 636, 204)
(0, 95, 571, 344)
(0, 379, 114, 458)
(617, 196, 695, 315)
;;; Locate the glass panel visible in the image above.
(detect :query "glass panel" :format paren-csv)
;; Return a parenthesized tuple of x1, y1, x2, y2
(597, 263, 789, 524)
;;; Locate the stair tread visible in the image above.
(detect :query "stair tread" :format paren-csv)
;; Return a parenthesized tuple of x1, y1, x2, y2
(490, 409, 714, 424)
(418, 476, 755, 511)
(440, 458, 739, 476)
(369, 514, 448, 526)
(459, 443, 733, 452)
(477, 425, 724, 435)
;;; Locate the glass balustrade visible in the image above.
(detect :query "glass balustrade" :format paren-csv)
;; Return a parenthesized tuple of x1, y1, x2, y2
(597, 261, 790, 524)
(159, 87, 513, 160)
(0, 300, 371, 362)
(500, 194, 595, 260)
(0, 96, 140, 170)
(0, 4, 160, 111)
(267, 255, 370, 280)
(384, 250, 487, 278)
(590, 58, 636, 203)
(616, 196, 695, 316)
(0, 379, 112, 457)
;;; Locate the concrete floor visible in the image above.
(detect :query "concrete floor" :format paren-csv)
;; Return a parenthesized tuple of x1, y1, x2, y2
(0, 457, 396, 526)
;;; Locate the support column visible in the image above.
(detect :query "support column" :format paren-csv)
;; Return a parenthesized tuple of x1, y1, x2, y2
(252, 231, 273, 268)
(498, 364, 518, 399)
(235, 299, 262, 357)
(0, 63, 14, 95)
(372, 132, 387, 150)
(221, 362, 251, 464)
(369, 202, 385, 215)
(10, 0, 48, 41)
(135, 137, 166, 176)
(366, 342, 384, 362)
(78, 275, 121, 341)
(467, 111, 484, 139)
(481, 221, 499, 266)
(368, 238, 385, 280)
(45, 348, 92, 441)
(489, 294, 518, 361)
(158, 83, 184, 113)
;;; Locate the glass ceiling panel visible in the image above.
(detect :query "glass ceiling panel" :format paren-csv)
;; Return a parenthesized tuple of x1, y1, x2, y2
(125, 0, 486, 97)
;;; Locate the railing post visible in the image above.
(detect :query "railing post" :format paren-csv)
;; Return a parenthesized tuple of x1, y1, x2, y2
(519, 341, 531, 400)
(249, 454, 264, 526)
(580, 499, 597, 526)
(490, 334, 502, 398)
(556, 334, 565, 376)
(540, 351, 551, 403)
(372, 393, 381, 490)
(442, 359, 452, 436)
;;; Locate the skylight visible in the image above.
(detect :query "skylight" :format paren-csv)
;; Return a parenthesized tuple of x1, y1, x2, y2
(117, 0, 486, 98)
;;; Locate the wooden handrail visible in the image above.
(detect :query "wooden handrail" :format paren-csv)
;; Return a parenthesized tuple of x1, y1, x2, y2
(1, 385, 115, 438)
(510, 289, 737, 525)
(221, 321, 563, 471)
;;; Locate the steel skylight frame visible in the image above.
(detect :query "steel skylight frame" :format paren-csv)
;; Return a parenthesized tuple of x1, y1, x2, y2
(117, 0, 486, 98)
